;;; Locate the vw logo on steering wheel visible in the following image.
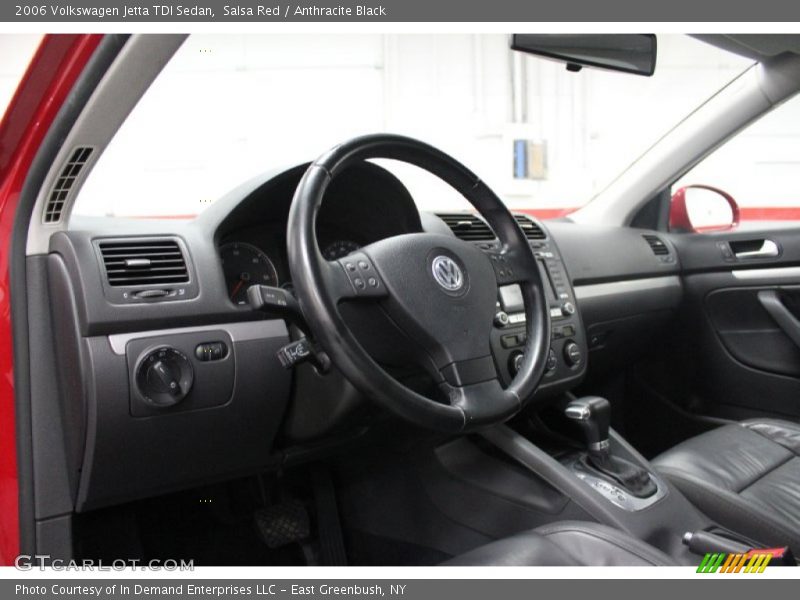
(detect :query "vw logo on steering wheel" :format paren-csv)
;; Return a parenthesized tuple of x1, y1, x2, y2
(431, 255, 464, 291)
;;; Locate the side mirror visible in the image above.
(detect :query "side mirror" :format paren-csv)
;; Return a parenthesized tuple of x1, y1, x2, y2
(669, 185, 739, 233)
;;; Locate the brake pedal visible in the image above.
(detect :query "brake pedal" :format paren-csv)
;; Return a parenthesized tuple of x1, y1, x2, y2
(254, 499, 310, 549)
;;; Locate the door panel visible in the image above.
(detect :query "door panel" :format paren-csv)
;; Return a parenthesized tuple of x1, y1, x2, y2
(706, 286, 800, 379)
(673, 227, 800, 421)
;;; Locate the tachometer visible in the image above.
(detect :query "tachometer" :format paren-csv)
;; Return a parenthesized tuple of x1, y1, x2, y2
(322, 240, 361, 260)
(220, 242, 279, 305)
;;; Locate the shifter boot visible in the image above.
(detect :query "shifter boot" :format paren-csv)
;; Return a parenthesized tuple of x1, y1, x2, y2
(584, 453, 657, 498)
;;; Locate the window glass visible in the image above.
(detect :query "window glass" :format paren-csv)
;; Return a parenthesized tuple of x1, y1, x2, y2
(673, 92, 800, 225)
(74, 34, 750, 219)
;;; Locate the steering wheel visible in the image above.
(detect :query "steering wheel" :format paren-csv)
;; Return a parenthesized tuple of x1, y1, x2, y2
(287, 134, 550, 432)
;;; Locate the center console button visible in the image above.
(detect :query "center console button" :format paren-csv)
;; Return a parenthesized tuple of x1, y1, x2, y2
(564, 341, 583, 367)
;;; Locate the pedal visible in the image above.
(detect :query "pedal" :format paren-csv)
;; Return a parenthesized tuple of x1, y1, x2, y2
(312, 467, 348, 566)
(254, 500, 310, 549)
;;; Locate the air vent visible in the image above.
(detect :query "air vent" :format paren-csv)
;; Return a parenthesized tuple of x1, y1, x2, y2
(514, 214, 547, 240)
(99, 239, 189, 287)
(437, 213, 496, 241)
(43, 146, 93, 224)
(643, 234, 670, 256)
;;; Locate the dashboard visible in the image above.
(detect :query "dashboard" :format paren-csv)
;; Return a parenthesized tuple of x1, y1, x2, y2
(51, 159, 682, 512)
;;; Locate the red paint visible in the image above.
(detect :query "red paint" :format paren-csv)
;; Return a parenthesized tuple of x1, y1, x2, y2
(519, 205, 800, 223)
(0, 34, 102, 566)
(669, 184, 740, 233)
(739, 207, 800, 221)
(513, 207, 578, 220)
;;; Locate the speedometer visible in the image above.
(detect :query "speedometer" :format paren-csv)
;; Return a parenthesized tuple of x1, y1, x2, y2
(220, 242, 279, 305)
(322, 240, 361, 260)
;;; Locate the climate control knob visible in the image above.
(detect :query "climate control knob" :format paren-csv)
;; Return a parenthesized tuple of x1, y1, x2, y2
(135, 346, 194, 408)
(563, 341, 583, 367)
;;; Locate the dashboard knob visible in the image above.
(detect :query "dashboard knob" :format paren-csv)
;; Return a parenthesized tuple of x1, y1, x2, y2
(494, 311, 510, 327)
(135, 347, 194, 407)
(562, 301, 576, 316)
(563, 341, 583, 367)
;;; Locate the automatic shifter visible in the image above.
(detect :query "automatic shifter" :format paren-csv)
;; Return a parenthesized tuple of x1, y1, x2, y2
(565, 396, 657, 498)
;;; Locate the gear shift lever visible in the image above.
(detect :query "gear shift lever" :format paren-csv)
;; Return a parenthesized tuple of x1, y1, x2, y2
(565, 396, 656, 498)
(565, 396, 610, 459)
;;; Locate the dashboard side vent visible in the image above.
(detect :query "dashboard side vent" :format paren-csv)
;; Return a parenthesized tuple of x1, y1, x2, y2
(436, 213, 496, 241)
(99, 239, 189, 287)
(643, 234, 670, 256)
(43, 146, 93, 224)
(514, 214, 547, 240)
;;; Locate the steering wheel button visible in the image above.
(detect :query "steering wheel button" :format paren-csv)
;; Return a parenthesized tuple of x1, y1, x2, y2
(368, 277, 379, 287)
(358, 261, 370, 270)
(345, 262, 356, 272)
(354, 278, 366, 290)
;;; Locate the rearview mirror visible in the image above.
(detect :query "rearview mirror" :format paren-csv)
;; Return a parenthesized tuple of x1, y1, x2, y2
(669, 185, 740, 233)
(511, 34, 657, 77)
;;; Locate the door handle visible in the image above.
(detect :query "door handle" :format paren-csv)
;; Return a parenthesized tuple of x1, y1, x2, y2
(734, 239, 779, 259)
(758, 290, 800, 349)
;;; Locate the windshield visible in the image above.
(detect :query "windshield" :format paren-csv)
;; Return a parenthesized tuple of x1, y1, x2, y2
(74, 34, 751, 219)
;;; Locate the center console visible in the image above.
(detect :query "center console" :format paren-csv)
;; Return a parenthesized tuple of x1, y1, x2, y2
(488, 237, 587, 397)
(478, 398, 762, 563)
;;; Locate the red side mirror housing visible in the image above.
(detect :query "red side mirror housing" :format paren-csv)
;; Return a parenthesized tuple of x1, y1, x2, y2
(669, 184, 739, 233)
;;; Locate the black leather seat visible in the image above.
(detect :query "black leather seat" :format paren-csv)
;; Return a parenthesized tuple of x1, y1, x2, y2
(443, 521, 675, 566)
(653, 419, 800, 551)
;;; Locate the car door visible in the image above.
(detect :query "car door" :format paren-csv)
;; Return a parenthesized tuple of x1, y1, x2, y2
(674, 228, 800, 421)
(666, 92, 800, 422)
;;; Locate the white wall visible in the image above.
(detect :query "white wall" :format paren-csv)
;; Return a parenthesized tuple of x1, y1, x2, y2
(674, 91, 800, 209)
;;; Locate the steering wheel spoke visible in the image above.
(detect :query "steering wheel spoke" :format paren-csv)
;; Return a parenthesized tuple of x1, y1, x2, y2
(439, 355, 498, 387)
(486, 248, 539, 286)
(441, 378, 520, 430)
(326, 251, 388, 301)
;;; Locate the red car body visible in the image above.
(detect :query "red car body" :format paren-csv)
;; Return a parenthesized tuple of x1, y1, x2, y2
(0, 33, 102, 566)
